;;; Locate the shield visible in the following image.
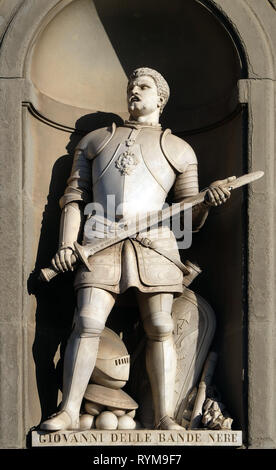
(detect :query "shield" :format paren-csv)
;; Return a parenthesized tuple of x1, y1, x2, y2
(172, 288, 216, 423)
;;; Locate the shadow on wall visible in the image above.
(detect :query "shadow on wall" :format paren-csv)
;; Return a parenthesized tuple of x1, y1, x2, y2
(28, 111, 125, 422)
(93, 0, 242, 131)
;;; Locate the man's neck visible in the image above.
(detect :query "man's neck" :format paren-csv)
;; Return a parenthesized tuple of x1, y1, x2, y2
(128, 110, 160, 126)
(124, 119, 161, 129)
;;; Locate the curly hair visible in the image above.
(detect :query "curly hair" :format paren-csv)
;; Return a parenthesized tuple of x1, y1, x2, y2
(128, 67, 170, 114)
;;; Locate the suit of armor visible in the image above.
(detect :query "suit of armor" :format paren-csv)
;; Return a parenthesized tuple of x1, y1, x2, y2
(62, 121, 200, 293)
(41, 69, 213, 432)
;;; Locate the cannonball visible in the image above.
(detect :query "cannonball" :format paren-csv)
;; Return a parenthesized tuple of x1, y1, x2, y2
(95, 411, 118, 430)
(126, 409, 136, 418)
(79, 414, 95, 430)
(84, 401, 104, 416)
(117, 415, 136, 430)
(107, 406, 126, 417)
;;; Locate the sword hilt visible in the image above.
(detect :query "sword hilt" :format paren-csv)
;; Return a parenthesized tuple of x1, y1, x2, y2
(39, 251, 79, 282)
(39, 266, 60, 282)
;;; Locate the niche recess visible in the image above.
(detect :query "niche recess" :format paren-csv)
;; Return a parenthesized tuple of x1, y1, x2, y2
(26, 0, 245, 431)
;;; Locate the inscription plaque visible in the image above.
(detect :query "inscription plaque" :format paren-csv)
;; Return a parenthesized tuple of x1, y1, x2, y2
(32, 430, 242, 447)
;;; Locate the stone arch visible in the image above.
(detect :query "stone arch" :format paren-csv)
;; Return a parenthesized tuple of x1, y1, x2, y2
(0, 0, 274, 79)
(0, 0, 275, 448)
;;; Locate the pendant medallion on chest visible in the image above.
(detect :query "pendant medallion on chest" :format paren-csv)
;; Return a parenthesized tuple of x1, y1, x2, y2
(115, 149, 139, 175)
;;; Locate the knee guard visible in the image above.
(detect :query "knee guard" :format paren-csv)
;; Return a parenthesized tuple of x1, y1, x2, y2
(75, 313, 105, 338)
(143, 311, 174, 341)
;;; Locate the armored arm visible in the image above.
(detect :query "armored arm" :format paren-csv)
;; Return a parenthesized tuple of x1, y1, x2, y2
(52, 147, 92, 272)
(161, 130, 209, 232)
(173, 163, 210, 232)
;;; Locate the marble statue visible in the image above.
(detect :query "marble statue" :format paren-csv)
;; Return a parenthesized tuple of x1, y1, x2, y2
(40, 67, 235, 432)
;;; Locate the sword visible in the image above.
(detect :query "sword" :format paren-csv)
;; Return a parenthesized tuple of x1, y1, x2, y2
(40, 171, 263, 282)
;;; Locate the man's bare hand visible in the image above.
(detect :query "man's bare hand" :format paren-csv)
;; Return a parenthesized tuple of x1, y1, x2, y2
(51, 247, 75, 272)
(204, 176, 236, 207)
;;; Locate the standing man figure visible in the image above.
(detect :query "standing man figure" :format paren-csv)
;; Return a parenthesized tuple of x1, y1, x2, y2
(41, 68, 231, 431)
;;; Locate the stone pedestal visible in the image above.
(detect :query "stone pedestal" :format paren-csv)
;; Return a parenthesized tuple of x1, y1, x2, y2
(32, 429, 242, 447)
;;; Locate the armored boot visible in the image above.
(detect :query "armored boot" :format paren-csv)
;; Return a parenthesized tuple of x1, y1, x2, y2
(40, 332, 100, 431)
(146, 335, 183, 430)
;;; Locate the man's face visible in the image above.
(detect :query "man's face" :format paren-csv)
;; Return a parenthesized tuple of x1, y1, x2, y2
(127, 75, 162, 119)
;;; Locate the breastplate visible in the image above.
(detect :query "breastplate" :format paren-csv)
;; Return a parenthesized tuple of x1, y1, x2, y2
(91, 126, 176, 219)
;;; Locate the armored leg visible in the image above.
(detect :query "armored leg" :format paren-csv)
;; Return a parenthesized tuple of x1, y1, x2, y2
(40, 287, 116, 431)
(137, 292, 183, 430)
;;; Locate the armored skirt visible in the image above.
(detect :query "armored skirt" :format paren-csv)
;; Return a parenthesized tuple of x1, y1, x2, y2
(74, 226, 184, 295)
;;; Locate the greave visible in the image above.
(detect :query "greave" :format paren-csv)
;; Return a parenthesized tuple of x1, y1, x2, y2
(146, 335, 177, 425)
(60, 331, 100, 427)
